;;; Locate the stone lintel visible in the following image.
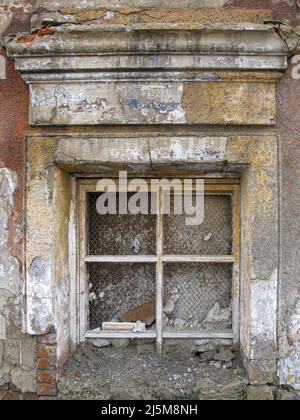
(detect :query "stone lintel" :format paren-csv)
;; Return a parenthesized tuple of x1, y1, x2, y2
(4, 22, 288, 127)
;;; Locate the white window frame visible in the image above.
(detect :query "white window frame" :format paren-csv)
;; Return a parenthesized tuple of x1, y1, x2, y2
(75, 178, 240, 352)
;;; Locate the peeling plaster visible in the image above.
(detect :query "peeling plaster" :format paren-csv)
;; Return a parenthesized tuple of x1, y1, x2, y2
(279, 296, 300, 390)
(30, 82, 187, 126)
(149, 137, 228, 162)
(0, 168, 36, 391)
(0, 168, 20, 313)
(249, 269, 278, 361)
(26, 257, 54, 335)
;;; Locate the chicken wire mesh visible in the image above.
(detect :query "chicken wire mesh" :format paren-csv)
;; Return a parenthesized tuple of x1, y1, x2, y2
(86, 190, 234, 333)
(164, 194, 233, 255)
(88, 263, 156, 330)
(163, 263, 233, 331)
(87, 192, 156, 256)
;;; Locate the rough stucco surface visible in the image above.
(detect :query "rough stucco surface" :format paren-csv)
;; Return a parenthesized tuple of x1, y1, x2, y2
(0, 168, 36, 392)
(0, 46, 36, 392)
(225, 0, 300, 392)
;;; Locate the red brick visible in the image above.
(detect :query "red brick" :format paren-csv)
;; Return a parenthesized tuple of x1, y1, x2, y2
(20, 393, 39, 401)
(37, 358, 56, 370)
(2, 392, 20, 401)
(0, 391, 7, 400)
(37, 383, 57, 397)
(10, 383, 20, 392)
(37, 371, 57, 384)
(37, 345, 56, 359)
(0, 48, 29, 264)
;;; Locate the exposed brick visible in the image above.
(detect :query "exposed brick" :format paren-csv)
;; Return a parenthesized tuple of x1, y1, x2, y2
(37, 383, 57, 397)
(0, 391, 7, 400)
(0, 48, 28, 262)
(37, 345, 56, 359)
(2, 391, 20, 401)
(10, 382, 20, 392)
(37, 371, 57, 384)
(20, 393, 39, 401)
(37, 358, 56, 370)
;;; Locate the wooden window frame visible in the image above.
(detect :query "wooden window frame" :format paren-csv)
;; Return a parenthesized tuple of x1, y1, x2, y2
(77, 178, 240, 352)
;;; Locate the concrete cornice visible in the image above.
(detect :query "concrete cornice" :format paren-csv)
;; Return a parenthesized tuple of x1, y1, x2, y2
(5, 23, 288, 74)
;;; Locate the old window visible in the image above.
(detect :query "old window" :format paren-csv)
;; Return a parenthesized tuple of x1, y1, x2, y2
(78, 179, 240, 352)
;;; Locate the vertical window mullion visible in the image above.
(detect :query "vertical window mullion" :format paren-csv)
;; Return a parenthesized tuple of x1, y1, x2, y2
(156, 187, 164, 353)
(79, 187, 88, 343)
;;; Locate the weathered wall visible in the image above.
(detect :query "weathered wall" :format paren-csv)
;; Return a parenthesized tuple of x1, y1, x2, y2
(226, 0, 300, 395)
(0, 47, 36, 393)
(1, 0, 300, 395)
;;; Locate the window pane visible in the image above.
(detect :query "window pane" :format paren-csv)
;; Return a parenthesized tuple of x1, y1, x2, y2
(163, 263, 232, 331)
(88, 263, 156, 331)
(87, 192, 156, 255)
(164, 195, 233, 255)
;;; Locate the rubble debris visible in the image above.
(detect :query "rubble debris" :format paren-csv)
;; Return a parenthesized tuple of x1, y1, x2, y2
(58, 344, 248, 400)
(203, 302, 232, 329)
(122, 300, 156, 326)
(198, 350, 216, 362)
(163, 298, 175, 315)
(111, 339, 130, 349)
(214, 349, 236, 363)
(136, 343, 156, 355)
(133, 321, 146, 333)
(247, 386, 274, 401)
(173, 319, 187, 330)
(210, 361, 223, 369)
(89, 339, 111, 348)
(89, 292, 97, 302)
(204, 233, 212, 241)
(194, 339, 232, 353)
(225, 361, 233, 369)
(197, 377, 248, 400)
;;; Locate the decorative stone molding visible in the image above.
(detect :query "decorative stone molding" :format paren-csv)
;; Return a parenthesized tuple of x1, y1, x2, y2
(5, 22, 288, 126)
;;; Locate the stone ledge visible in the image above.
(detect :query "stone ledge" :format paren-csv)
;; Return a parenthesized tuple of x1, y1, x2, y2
(5, 22, 287, 58)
